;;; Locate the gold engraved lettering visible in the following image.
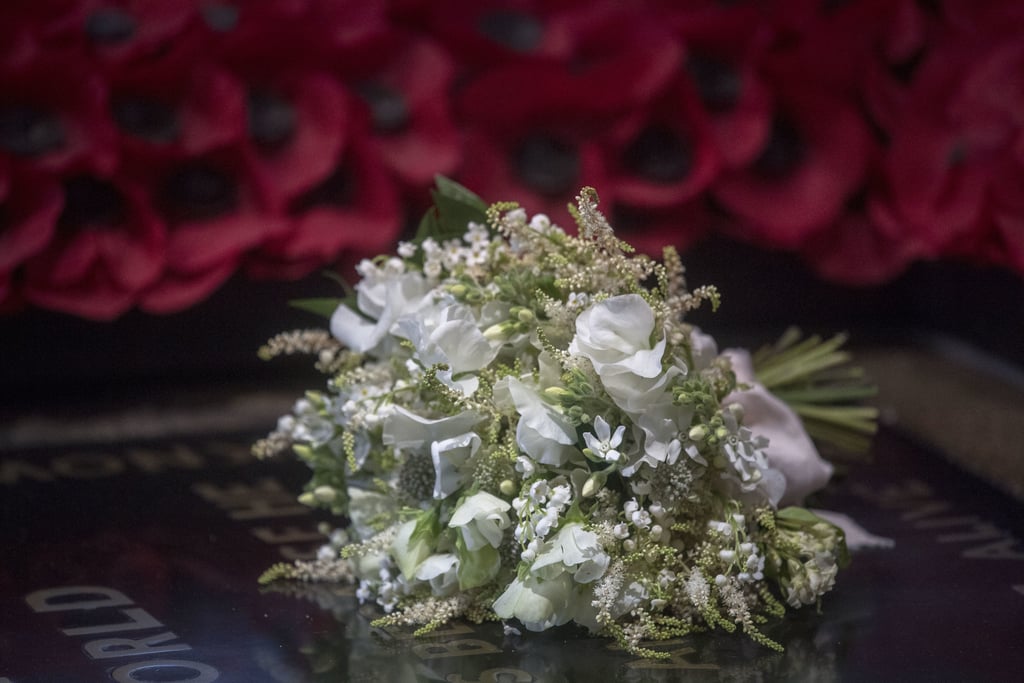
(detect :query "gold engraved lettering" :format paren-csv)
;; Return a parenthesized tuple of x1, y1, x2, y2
(191, 478, 307, 519)
(276, 545, 320, 561)
(84, 632, 190, 659)
(382, 622, 476, 641)
(412, 639, 500, 659)
(50, 453, 124, 479)
(937, 523, 1004, 544)
(0, 460, 55, 485)
(961, 538, 1024, 561)
(110, 659, 219, 683)
(447, 668, 533, 683)
(626, 645, 719, 670)
(126, 445, 205, 474)
(250, 525, 326, 545)
(913, 515, 981, 529)
(204, 440, 253, 467)
(901, 502, 952, 522)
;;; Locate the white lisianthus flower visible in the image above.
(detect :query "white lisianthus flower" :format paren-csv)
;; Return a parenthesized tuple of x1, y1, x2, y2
(448, 491, 512, 550)
(492, 573, 576, 631)
(414, 554, 460, 597)
(723, 349, 834, 505)
(531, 523, 610, 583)
(330, 271, 432, 357)
(430, 432, 480, 500)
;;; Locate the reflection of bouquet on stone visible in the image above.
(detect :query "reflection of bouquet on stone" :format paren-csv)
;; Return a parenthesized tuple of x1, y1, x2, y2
(255, 179, 879, 657)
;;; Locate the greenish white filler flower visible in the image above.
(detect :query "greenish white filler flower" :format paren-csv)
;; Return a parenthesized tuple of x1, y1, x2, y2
(257, 185, 859, 657)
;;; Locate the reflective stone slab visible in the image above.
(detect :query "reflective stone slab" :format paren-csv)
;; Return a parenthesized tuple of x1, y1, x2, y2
(2, 428, 1022, 682)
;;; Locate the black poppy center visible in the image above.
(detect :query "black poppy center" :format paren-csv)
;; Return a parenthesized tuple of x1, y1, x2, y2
(356, 82, 410, 135)
(291, 165, 355, 213)
(58, 176, 126, 231)
(112, 96, 179, 143)
(161, 165, 238, 222)
(477, 10, 544, 53)
(202, 3, 240, 32)
(686, 55, 742, 112)
(513, 134, 580, 198)
(247, 89, 296, 149)
(623, 125, 692, 183)
(0, 104, 66, 157)
(86, 8, 137, 45)
(752, 116, 806, 178)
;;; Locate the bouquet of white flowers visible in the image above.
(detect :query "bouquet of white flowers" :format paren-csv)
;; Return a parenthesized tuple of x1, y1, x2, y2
(256, 179, 878, 657)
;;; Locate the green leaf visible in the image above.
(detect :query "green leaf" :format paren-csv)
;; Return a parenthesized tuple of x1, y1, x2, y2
(414, 176, 490, 244)
(289, 297, 343, 319)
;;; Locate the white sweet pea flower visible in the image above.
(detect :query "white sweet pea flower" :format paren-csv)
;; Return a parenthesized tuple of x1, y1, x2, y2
(430, 432, 480, 500)
(414, 554, 460, 597)
(391, 518, 433, 578)
(569, 294, 666, 381)
(499, 376, 579, 466)
(448, 491, 512, 550)
(583, 416, 625, 464)
(531, 523, 610, 583)
(393, 301, 501, 396)
(382, 406, 482, 454)
(723, 349, 834, 505)
(330, 271, 432, 357)
(492, 573, 576, 631)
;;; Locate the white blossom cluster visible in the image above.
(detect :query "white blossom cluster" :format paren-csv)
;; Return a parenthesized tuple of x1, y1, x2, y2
(266, 188, 849, 655)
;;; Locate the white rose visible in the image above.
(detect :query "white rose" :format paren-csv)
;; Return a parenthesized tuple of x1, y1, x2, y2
(723, 348, 833, 505)
(448, 491, 512, 550)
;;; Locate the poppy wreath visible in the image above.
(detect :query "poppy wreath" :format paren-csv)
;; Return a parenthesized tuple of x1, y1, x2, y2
(1, 0, 1021, 319)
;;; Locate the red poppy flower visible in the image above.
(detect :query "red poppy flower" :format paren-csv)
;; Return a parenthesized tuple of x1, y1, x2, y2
(212, 16, 350, 212)
(108, 39, 246, 163)
(22, 172, 166, 319)
(605, 77, 721, 209)
(0, 54, 117, 177)
(801, 203, 924, 286)
(40, 0, 196, 70)
(0, 168, 62, 277)
(246, 133, 402, 280)
(137, 149, 287, 313)
(420, 0, 583, 68)
(332, 31, 460, 191)
(665, 2, 775, 169)
(712, 81, 871, 248)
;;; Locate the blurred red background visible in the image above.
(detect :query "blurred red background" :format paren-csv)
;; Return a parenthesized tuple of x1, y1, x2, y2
(2, 0, 1023, 321)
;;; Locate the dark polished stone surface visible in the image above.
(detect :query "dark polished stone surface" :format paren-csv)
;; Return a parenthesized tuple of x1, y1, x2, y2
(2, 427, 1022, 682)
